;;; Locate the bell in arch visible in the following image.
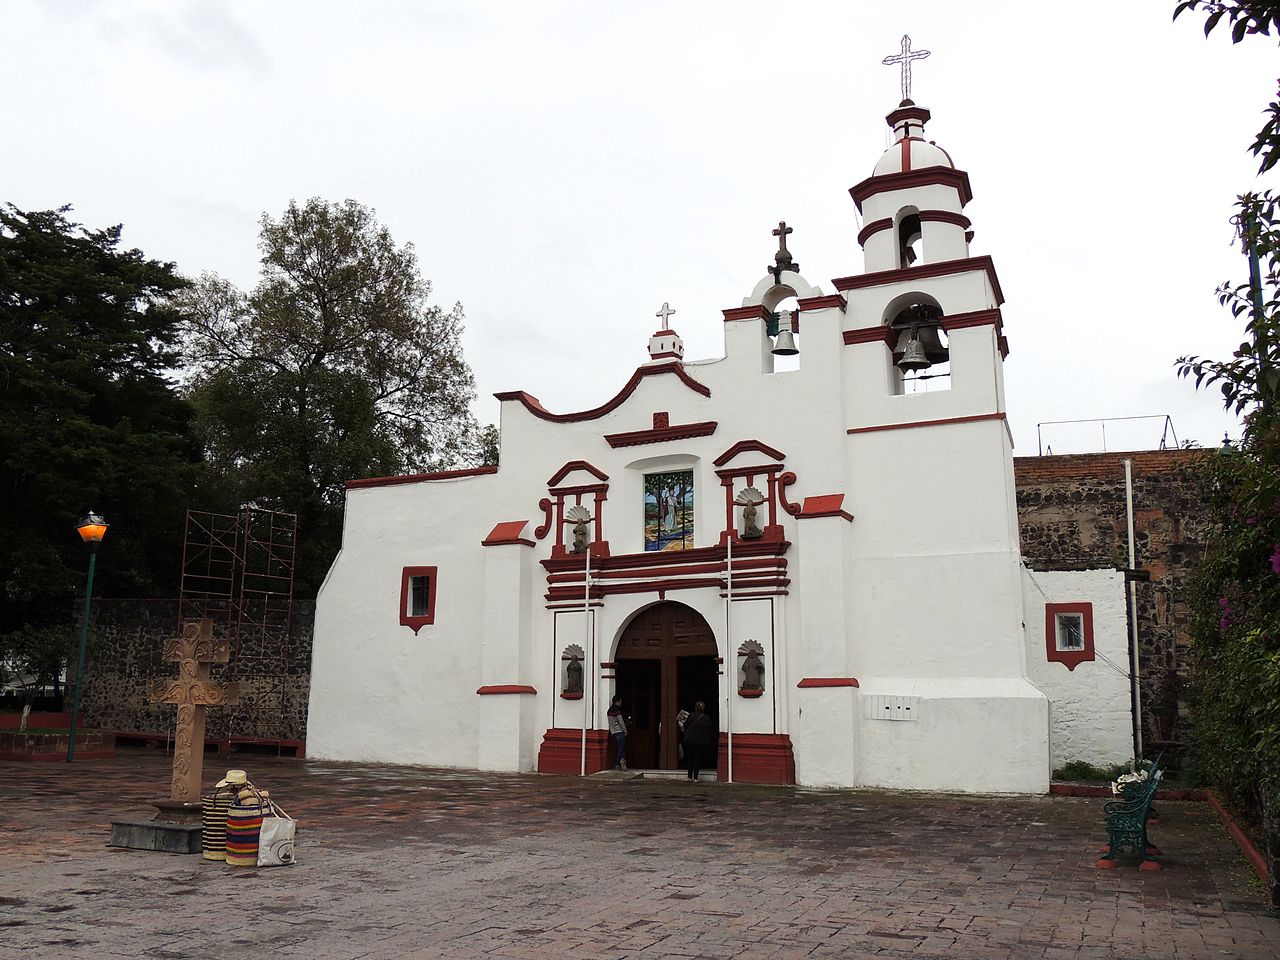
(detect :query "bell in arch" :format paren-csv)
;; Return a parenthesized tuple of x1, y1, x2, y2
(771, 309, 799, 356)
(897, 327, 930, 372)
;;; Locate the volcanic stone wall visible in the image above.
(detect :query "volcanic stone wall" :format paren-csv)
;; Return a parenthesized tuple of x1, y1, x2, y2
(1013, 449, 1210, 758)
(78, 598, 314, 742)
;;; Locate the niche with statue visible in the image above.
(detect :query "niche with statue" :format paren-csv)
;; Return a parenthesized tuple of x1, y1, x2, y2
(560, 645, 584, 699)
(737, 639, 766, 697)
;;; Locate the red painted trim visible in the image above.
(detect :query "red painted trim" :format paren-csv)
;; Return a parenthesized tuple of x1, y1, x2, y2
(848, 166, 973, 212)
(536, 727, 611, 775)
(919, 210, 972, 229)
(496, 361, 709, 424)
(737, 688, 764, 698)
(534, 498, 553, 540)
(1045, 601, 1095, 671)
(713, 439, 786, 467)
(857, 218, 894, 246)
(797, 494, 853, 522)
(722, 305, 770, 323)
(649, 350, 681, 360)
(797, 677, 859, 688)
(715, 733, 796, 784)
(796, 294, 847, 313)
(998, 335, 1010, 358)
(548, 460, 609, 487)
(400, 565, 438, 634)
(832, 255, 1004, 306)
(347, 466, 496, 490)
(941, 308, 1003, 333)
(886, 104, 931, 127)
(0, 712, 70, 730)
(847, 412, 1007, 436)
(604, 420, 718, 449)
(482, 520, 534, 546)
(559, 691, 583, 700)
(1207, 790, 1270, 885)
(778, 471, 801, 517)
(842, 325, 897, 348)
(476, 684, 537, 695)
(964, 229, 975, 243)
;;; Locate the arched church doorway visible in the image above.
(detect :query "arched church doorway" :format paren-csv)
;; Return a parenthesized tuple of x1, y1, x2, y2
(614, 602, 719, 770)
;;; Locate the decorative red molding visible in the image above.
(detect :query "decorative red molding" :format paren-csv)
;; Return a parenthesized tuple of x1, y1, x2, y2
(347, 466, 496, 491)
(798, 494, 854, 522)
(847, 412, 1007, 436)
(857, 218, 894, 246)
(737, 688, 764, 699)
(399, 565, 438, 634)
(548, 460, 609, 487)
(796, 294, 848, 313)
(604, 420, 718, 449)
(832, 255, 1004, 306)
(715, 733, 796, 784)
(559, 691, 583, 700)
(536, 727, 610, 775)
(476, 684, 537, 695)
(886, 104, 931, 127)
(534, 498, 553, 540)
(713, 439, 786, 467)
(1207, 790, 1270, 885)
(941, 308, 1003, 333)
(848, 166, 974, 212)
(495, 361, 709, 424)
(797, 677, 859, 688)
(842, 325, 897, 348)
(722, 305, 770, 323)
(482, 521, 534, 547)
(998, 335, 1010, 358)
(778, 471, 801, 517)
(1045, 601, 1095, 671)
(919, 210, 972, 229)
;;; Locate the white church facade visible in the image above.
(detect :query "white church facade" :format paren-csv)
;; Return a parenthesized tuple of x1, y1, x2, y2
(306, 94, 1136, 792)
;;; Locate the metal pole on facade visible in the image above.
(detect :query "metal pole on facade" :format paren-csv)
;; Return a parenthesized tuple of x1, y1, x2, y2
(725, 528, 734, 784)
(580, 533, 591, 777)
(1123, 460, 1144, 759)
(67, 512, 107, 763)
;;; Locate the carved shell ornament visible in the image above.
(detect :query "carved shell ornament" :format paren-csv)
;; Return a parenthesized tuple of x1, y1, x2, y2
(565, 504, 591, 523)
(734, 486, 766, 507)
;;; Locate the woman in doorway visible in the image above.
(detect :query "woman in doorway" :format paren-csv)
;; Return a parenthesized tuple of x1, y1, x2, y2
(683, 700, 713, 781)
(607, 696, 628, 769)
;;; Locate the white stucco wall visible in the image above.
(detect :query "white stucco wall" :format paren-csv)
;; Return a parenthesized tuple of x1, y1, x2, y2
(1021, 567, 1134, 769)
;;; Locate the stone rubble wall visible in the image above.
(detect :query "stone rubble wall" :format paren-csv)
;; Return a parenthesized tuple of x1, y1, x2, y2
(1013, 449, 1210, 760)
(78, 598, 314, 742)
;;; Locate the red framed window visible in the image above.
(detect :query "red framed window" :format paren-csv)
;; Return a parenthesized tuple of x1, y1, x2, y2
(400, 566, 438, 634)
(1044, 602, 1094, 671)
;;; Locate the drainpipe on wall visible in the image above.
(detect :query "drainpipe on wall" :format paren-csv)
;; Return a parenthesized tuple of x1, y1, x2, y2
(1124, 458, 1144, 761)
(725, 532, 734, 784)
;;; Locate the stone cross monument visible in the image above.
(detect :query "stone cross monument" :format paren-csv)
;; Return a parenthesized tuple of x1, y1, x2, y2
(149, 618, 239, 817)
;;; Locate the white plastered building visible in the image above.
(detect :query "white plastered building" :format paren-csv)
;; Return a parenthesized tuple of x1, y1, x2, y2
(307, 98, 1134, 792)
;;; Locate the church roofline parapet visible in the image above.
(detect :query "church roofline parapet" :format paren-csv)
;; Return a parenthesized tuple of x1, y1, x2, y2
(345, 465, 497, 490)
(796, 294, 846, 313)
(848, 166, 973, 213)
(832, 254, 1004, 305)
(494, 360, 710, 424)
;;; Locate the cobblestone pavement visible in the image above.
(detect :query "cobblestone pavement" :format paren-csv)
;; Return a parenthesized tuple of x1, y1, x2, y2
(1, 753, 1277, 959)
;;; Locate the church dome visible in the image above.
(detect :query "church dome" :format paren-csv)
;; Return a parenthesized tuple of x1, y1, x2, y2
(869, 100, 955, 177)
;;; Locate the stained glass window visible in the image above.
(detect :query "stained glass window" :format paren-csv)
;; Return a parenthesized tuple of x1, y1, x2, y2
(644, 470, 694, 551)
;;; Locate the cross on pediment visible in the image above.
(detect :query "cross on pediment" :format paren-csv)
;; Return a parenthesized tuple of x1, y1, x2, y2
(655, 302, 676, 328)
(770, 221, 799, 283)
(149, 619, 240, 803)
(882, 34, 931, 102)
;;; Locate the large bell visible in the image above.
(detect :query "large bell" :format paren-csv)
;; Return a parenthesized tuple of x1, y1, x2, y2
(771, 310, 799, 356)
(897, 332, 930, 372)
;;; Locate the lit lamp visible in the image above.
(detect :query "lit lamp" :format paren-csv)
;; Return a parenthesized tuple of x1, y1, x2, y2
(67, 511, 107, 762)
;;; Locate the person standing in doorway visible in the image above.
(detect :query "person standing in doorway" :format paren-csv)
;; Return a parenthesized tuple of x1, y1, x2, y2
(607, 696, 628, 770)
(683, 700, 713, 781)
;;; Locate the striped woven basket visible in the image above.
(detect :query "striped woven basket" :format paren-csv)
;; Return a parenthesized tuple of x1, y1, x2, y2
(225, 793, 267, 867)
(201, 791, 235, 861)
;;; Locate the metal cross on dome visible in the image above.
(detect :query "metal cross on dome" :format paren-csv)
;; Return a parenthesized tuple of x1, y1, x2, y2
(655, 302, 676, 327)
(882, 34, 931, 102)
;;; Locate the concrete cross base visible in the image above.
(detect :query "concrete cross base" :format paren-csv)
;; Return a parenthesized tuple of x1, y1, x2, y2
(151, 799, 202, 824)
(109, 819, 201, 854)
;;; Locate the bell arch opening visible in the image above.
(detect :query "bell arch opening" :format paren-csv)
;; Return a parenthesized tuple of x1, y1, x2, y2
(895, 205, 923, 268)
(884, 291, 951, 394)
(762, 284, 801, 373)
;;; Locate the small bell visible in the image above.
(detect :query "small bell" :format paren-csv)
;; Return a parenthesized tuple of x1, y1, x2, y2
(772, 310, 799, 356)
(897, 327, 930, 372)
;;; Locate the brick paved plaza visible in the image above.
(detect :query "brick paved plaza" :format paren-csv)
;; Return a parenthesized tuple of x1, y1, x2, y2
(1, 753, 1277, 959)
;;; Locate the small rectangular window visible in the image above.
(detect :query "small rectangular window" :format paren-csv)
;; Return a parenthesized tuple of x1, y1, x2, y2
(1056, 613, 1085, 650)
(408, 575, 431, 617)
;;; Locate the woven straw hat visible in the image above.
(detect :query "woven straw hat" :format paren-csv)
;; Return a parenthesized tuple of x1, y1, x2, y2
(216, 769, 248, 787)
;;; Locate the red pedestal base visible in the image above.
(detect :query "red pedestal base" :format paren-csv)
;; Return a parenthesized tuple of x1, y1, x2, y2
(715, 733, 796, 784)
(1138, 859, 1163, 871)
(536, 727, 610, 775)
(1095, 859, 1118, 869)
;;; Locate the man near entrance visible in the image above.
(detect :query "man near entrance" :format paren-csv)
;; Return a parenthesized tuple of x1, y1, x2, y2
(683, 701, 714, 781)
(607, 696, 628, 769)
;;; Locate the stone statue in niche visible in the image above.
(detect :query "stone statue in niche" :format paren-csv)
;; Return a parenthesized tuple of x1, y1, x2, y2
(565, 655, 583, 695)
(740, 642, 766, 691)
(566, 504, 591, 554)
(735, 486, 766, 540)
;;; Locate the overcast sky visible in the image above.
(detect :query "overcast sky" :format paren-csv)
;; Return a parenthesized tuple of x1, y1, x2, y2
(6, 1, 1277, 455)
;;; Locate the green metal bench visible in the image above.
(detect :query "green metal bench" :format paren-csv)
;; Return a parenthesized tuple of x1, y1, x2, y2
(1096, 767, 1163, 871)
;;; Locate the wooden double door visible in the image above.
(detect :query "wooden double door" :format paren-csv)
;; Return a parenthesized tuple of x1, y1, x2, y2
(614, 602, 719, 770)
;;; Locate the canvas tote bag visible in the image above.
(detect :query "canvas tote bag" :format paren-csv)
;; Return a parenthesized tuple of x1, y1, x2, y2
(257, 800, 297, 867)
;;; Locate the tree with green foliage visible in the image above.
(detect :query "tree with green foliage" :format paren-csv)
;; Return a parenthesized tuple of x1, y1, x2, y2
(179, 198, 495, 593)
(1174, 0, 1280, 905)
(0, 205, 201, 703)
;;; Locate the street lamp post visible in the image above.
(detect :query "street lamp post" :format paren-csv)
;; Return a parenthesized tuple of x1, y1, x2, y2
(66, 511, 107, 763)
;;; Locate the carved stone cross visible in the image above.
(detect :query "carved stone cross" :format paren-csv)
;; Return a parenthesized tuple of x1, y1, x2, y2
(882, 34, 931, 102)
(655, 302, 676, 328)
(771, 221, 798, 281)
(149, 619, 239, 805)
